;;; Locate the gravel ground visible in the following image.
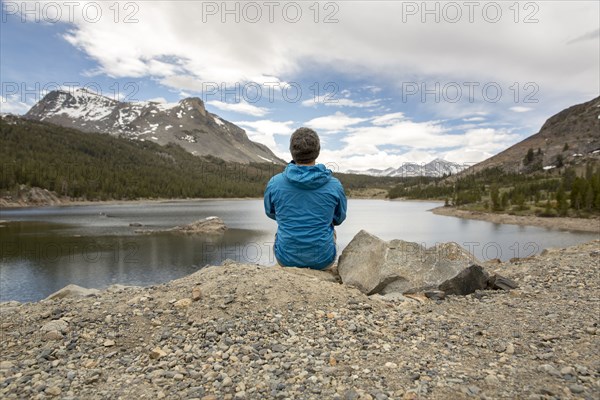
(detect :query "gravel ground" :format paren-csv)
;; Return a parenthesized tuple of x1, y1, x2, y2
(1, 240, 599, 399)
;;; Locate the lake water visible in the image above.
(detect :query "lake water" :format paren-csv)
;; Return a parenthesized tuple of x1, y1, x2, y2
(1, 199, 597, 302)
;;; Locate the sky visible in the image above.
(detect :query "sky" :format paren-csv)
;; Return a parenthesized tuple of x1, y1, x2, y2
(1, 1, 598, 172)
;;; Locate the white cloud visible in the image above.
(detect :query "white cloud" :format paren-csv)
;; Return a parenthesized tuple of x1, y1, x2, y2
(510, 106, 533, 113)
(28, 1, 596, 101)
(206, 100, 269, 117)
(313, 112, 521, 170)
(234, 119, 295, 158)
(463, 116, 486, 122)
(302, 96, 380, 108)
(371, 112, 405, 126)
(0, 96, 32, 115)
(305, 112, 367, 133)
(146, 97, 168, 103)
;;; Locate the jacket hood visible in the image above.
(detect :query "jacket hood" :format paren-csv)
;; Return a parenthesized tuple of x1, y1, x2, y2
(284, 162, 332, 189)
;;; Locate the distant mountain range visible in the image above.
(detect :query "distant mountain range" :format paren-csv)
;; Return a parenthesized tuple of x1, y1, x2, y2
(25, 89, 284, 164)
(347, 158, 467, 177)
(466, 96, 600, 175)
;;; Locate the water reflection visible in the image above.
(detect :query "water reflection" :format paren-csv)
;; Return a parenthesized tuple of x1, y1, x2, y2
(1, 199, 597, 302)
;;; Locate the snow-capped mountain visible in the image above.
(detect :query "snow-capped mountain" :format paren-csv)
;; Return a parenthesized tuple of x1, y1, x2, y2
(25, 89, 284, 164)
(347, 158, 467, 177)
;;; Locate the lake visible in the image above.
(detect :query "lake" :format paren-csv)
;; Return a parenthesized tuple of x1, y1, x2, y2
(1, 199, 597, 302)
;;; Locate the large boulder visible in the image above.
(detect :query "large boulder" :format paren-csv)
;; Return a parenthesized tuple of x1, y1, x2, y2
(45, 284, 100, 300)
(338, 230, 478, 295)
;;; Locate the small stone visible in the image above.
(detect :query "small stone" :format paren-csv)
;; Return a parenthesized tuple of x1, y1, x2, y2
(41, 319, 68, 334)
(560, 366, 575, 376)
(506, 343, 515, 355)
(103, 339, 115, 347)
(584, 327, 596, 335)
(484, 375, 500, 385)
(45, 386, 61, 396)
(44, 330, 63, 341)
(0, 361, 14, 370)
(174, 373, 184, 381)
(569, 384, 585, 394)
(192, 286, 202, 301)
(150, 347, 167, 359)
(384, 362, 397, 369)
(538, 364, 560, 377)
(174, 298, 192, 308)
(222, 376, 232, 387)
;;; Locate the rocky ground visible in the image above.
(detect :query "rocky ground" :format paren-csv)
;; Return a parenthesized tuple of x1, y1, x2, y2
(431, 206, 600, 234)
(1, 241, 599, 400)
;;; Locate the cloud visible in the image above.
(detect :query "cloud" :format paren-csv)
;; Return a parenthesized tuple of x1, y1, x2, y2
(19, 1, 596, 100)
(305, 112, 367, 133)
(567, 28, 600, 45)
(0, 96, 32, 115)
(463, 116, 486, 122)
(510, 106, 533, 113)
(234, 119, 295, 157)
(371, 112, 405, 126)
(302, 96, 380, 108)
(206, 100, 269, 117)
(146, 97, 168, 103)
(314, 112, 521, 170)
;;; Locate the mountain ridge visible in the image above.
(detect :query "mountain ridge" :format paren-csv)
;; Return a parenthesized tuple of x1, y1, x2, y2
(464, 96, 600, 175)
(347, 158, 467, 177)
(25, 89, 284, 165)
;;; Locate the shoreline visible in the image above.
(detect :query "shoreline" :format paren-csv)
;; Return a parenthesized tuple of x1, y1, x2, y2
(1, 240, 599, 398)
(431, 206, 600, 233)
(0, 196, 438, 210)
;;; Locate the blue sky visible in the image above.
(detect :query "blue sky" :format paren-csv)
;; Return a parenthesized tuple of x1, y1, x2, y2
(1, 1, 598, 171)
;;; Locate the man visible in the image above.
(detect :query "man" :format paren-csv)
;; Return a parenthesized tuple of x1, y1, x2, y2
(264, 127, 347, 270)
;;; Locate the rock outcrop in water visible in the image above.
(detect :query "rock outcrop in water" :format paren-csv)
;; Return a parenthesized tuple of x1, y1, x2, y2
(135, 216, 227, 235)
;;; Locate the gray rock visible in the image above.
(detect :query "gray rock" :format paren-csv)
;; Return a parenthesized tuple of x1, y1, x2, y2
(568, 384, 585, 394)
(41, 319, 69, 333)
(45, 284, 100, 300)
(338, 230, 476, 295)
(438, 265, 489, 296)
(487, 274, 519, 290)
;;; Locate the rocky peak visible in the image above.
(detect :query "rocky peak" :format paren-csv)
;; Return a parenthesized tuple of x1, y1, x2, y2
(24, 90, 284, 164)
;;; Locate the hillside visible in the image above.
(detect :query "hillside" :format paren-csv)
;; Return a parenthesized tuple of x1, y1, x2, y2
(24, 89, 284, 165)
(0, 116, 405, 204)
(466, 96, 600, 174)
(0, 116, 282, 200)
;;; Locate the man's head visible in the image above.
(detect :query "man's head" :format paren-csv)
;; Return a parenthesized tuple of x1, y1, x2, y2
(289, 127, 320, 164)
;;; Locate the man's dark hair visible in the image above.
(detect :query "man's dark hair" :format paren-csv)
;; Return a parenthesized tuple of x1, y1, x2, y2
(290, 127, 320, 164)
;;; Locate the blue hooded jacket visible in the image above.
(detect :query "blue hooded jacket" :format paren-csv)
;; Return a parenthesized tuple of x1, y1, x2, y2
(264, 162, 347, 269)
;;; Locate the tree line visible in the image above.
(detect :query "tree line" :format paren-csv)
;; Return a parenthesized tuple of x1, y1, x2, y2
(0, 117, 402, 201)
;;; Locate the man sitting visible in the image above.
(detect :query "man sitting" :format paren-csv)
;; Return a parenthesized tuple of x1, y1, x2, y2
(264, 127, 347, 270)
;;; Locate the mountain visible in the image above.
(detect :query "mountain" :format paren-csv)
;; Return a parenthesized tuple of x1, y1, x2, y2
(25, 89, 284, 164)
(347, 158, 467, 178)
(466, 96, 600, 175)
